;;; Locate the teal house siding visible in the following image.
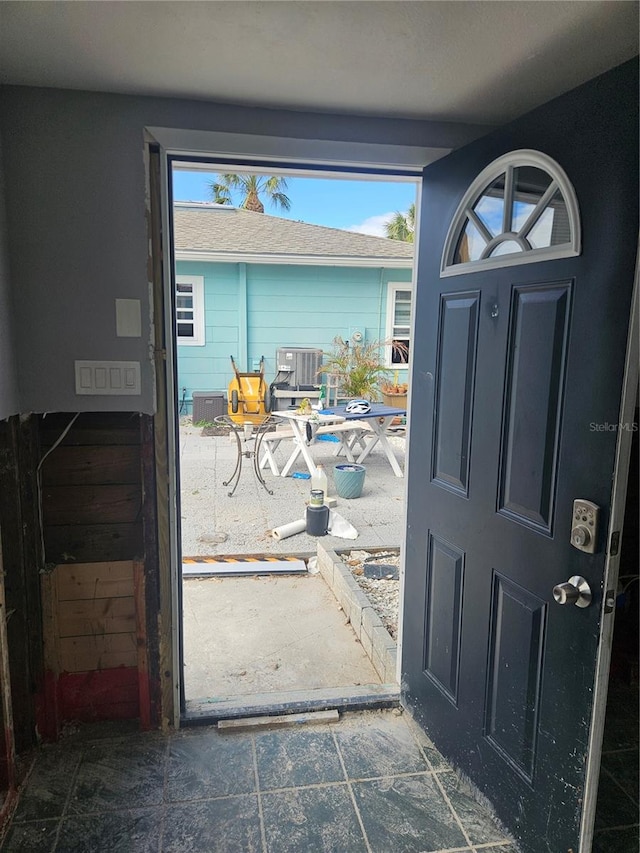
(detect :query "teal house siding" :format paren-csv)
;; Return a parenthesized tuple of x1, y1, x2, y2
(175, 259, 411, 413)
(176, 260, 239, 411)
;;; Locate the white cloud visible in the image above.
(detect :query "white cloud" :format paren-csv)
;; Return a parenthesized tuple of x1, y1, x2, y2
(346, 212, 396, 238)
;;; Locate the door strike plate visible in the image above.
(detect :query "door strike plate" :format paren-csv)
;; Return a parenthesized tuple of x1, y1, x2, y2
(609, 530, 620, 556)
(604, 590, 616, 614)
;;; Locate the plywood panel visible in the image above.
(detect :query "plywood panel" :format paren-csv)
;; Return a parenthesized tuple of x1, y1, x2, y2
(43, 485, 142, 526)
(58, 634, 138, 673)
(41, 446, 140, 486)
(58, 597, 136, 638)
(56, 561, 134, 601)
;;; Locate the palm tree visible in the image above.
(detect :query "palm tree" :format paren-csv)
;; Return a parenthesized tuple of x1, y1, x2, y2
(209, 174, 291, 214)
(385, 202, 416, 242)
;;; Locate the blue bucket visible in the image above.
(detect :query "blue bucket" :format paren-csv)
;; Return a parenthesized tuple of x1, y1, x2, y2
(334, 464, 366, 499)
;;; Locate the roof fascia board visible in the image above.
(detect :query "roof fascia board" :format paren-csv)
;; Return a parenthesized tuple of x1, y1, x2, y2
(174, 249, 413, 269)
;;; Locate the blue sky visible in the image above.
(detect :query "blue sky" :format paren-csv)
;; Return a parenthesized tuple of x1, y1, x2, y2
(172, 168, 417, 236)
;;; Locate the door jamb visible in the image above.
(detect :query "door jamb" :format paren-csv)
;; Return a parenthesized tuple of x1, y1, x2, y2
(153, 145, 423, 726)
(144, 136, 183, 730)
(579, 242, 639, 852)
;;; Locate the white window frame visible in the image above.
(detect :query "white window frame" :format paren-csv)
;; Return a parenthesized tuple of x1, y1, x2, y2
(385, 283, 412, 368)
(175, 275, 205, 346)
(441, 149, 581, 277)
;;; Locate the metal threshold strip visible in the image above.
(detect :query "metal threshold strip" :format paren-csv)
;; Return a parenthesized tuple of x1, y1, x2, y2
(182, 684, 400, 726)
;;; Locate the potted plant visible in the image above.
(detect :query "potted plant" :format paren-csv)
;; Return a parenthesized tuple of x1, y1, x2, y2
(381, 371, 409, 409)
(319, 336, 390, 401)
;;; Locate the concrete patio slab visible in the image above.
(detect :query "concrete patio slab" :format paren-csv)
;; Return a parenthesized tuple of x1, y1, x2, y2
(182, 573, 382, 703)
(179, 422, 406, 557)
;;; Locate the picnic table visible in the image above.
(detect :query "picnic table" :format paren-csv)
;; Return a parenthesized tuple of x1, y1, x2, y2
(322, 403, 406, 478)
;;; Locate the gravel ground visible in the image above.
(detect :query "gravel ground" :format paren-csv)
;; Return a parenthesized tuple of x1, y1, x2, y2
(341, 548, 400, 640)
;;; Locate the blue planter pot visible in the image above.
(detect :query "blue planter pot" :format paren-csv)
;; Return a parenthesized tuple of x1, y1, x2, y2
(334, 464, 366, 499)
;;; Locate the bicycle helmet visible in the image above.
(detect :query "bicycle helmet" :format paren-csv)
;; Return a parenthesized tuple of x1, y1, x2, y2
(345, 399, 371, 415)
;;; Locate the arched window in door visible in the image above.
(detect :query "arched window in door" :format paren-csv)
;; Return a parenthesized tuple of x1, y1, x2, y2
(441, 150, 580, 276)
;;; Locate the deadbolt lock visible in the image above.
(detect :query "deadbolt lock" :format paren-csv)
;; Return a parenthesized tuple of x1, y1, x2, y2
(571, 499, 599, 554)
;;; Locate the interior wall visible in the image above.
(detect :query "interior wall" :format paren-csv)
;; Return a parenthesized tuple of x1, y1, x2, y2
(0, 85, 481, 416)
(0, 132, 19, 419)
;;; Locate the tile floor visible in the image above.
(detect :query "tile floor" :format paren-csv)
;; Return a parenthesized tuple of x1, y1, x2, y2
(2, 710, 515, 853)
(592, 682, 639, 853)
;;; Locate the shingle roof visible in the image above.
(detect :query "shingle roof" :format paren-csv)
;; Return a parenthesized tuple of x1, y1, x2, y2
(173, 203, 414, 261)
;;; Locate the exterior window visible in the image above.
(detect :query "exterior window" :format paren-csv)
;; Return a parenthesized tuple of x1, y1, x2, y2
(386, 284, 412, 366)
(442, 150, 580, 276)
(175, 275, 205, 346)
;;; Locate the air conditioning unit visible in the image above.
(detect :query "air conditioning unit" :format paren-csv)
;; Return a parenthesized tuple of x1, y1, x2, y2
(275, 348, 323, 387)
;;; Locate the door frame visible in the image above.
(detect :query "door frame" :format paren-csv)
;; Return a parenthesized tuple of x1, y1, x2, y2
(145, 128, 430, 727)
(580, 248, 639, 852)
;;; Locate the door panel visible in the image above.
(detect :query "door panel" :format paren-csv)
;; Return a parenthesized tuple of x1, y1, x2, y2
(499, 282, 571, 532)
(485, 573, 546, 784)
(432, 292, 479, 496)
(423, 534, 465, 704)
(403, 60, 638, 853)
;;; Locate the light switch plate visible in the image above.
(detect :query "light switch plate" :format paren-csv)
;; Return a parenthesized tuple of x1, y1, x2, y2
(75, 360, 141, 395)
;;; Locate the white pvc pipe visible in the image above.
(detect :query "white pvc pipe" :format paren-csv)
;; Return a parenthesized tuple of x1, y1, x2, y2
(271, 518, 306, 541)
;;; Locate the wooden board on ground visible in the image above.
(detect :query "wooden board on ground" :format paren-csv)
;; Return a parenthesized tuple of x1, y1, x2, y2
(182, 558, 307, 577)
(218, 708, 339, 731)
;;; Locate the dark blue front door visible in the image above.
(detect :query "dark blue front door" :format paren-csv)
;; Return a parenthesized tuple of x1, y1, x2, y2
(402, 60, 638, 853)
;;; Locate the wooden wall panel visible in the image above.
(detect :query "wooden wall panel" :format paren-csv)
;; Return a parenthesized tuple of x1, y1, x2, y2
(0, 411, 158, 745)
(0, 416, 42, 753)
(56, 561, 135, 601)
(41, 446, 140, 486)
(58, 597, 136, 639)
(40, 560, 148, 732)
(45, 524, 142, 565)
(40, 413, 141, 447)
(58, 669, 140, 723)
(43, 485, 142, 526)
(58, 634, 138, 673)
(40, 412, 144, 565)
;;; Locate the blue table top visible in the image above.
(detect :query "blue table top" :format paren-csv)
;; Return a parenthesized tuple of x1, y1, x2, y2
(320, 403, 406, 419)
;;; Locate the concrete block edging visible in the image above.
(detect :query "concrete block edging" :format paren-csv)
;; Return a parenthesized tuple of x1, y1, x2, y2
(316, 542, 398, 684)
